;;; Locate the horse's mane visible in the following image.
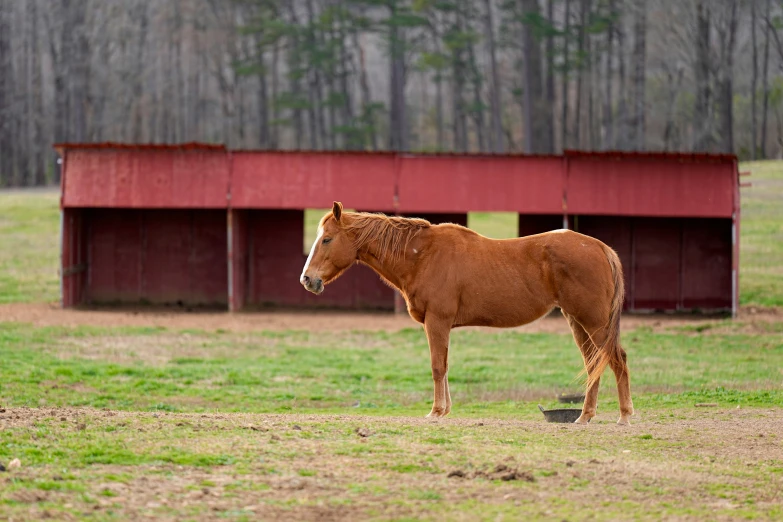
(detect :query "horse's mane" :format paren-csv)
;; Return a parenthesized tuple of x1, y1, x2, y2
(344, 212, 430, 263)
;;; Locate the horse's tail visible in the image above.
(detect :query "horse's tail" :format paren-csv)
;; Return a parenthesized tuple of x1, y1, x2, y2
(584, 244, 626, 392)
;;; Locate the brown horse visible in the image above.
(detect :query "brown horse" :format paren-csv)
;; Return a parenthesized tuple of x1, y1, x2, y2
(300, 202, 634, 425)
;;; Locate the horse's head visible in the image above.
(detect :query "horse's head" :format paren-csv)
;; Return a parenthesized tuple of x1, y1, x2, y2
(300, 201, 357, 295)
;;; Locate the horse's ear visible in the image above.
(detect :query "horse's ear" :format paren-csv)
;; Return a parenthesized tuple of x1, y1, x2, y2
(332, 201, 343, 222)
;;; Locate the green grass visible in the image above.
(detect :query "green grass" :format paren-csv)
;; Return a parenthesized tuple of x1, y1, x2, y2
(2, 180, 783, 519)
(2, 406, 780, 520)
(739, 161, 783, 306)
(1, 323, 781, 414)
(0, 190, 60, 303)
(0, 323, 782, 519)
(305, 209, 520, 250)
(468, 211, 518, 239)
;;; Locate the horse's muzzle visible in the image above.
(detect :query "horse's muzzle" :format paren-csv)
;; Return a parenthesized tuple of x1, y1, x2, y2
(300, 275, 324, 295)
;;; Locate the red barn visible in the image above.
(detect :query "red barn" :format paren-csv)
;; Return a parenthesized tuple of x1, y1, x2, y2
(57, 144, 740, 316)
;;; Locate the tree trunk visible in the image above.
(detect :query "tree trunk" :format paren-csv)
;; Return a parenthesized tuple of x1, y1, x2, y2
(751, 0, 758, 159)
(435, 71, 444, 151)
(521, 0, 549, 153)
(603, 0, 615, 150)
(388, 1, 407, 152)
(305, 0, 324, 149)
(574, 0, 588, 149)
(0, 0, 11, 186)
(430, 10, 445, 151)
(545, 0, 555, 152)
(561, 0, 571, 149)
(68, 0, 89, 143)
(258, 38, 270, 148)
(467, 30, 486, 152)
(451, 10, 467, 152)
(587, 22, 595, 149)
(286, 3, 305, 149)
(716, 2, 738, 154)
(631, 0, 646, 150)
(483, 0, 504, 153)
(662, 68, 684, 151)
(353, 30, 377, 150)
(693, 1, 712, 152)
(18, 0, 30, 186)
(132, 3, 149, 143)
(338, 12, 354, 149)
(615, 12, 628, 149)
(44, 1, 67, 181)
(271, 40, 280, 149)
(29, 0, 44, 185)
(761, 0, 771, 158)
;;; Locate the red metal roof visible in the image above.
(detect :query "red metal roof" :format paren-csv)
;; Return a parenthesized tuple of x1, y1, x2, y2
(56, 143, 740, 218)
(564, 149, 737, 163)
(54, 142, 226, 152)
(54, 143, 738, 162)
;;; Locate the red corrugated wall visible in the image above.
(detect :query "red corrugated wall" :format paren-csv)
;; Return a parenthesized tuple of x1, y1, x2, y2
(62, 149, 229, 208)
(86, 209, 227, 306)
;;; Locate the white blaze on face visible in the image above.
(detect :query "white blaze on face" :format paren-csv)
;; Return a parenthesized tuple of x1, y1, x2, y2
(301, 226, 324, 280)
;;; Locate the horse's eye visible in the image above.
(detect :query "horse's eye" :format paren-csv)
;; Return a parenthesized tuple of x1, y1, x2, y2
(322, 238, 332, 244)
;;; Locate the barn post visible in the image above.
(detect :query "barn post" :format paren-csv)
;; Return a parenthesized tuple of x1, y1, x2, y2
(59, 208, 65, 307)
(732, 158, 740, 319)
(227, 208, 235, 311)
(58, 149, 66, 307)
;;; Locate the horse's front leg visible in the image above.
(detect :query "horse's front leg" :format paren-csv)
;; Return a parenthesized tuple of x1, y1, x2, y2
(424, 318, 452, 418)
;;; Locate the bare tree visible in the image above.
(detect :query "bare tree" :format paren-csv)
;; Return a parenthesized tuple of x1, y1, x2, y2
(561, 0, 572, 149)
(693, 0, 712, 151)
(631, 0, 646, 150)
(715, 0, 739, 154)
(2, 0, 783, 187)
(484, 0, 504, 153)
(388, 0, 408, 152)
(761, 0, 772, 158)
(520, 0, 551, 153)
(603, 0, 616, 149)
(751, 0, 759, 159)
(0, 0, 11, 185)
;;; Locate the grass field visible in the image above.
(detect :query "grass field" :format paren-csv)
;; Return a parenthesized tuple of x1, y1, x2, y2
(1, 321, 782, 520)
(1, 163, 782, 520)
(0, 190, 59, 304)
(737, 161, 783, 306)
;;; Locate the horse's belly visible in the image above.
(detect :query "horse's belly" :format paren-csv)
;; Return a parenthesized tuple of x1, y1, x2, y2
(454, 300, 553, 328)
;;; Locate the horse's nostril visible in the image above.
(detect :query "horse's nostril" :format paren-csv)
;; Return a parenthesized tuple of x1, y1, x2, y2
(302, 275, 311, 286)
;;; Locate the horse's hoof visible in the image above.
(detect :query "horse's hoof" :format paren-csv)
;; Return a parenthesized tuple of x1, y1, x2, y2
(617, 417, 631, 426)
(426, 409, 447, 418)
(574, 416, 591, 425)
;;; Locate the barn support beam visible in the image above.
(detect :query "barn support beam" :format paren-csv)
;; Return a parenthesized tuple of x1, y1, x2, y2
(228, 209, 249, 312)
(60, 208, 88, 308)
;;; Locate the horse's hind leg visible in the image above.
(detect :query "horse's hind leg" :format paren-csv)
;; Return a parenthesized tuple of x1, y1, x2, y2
(572, 314, 634, 426)
(609, 344, 634, 425)
(564, 313, 601, 424)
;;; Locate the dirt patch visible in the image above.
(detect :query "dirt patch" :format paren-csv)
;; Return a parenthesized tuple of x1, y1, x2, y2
(2, 302, 780, 335)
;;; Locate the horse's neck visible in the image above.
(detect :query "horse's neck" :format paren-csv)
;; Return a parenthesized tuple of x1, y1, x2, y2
(355, 235, 417, 293)
(357, 245, 407, 292)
